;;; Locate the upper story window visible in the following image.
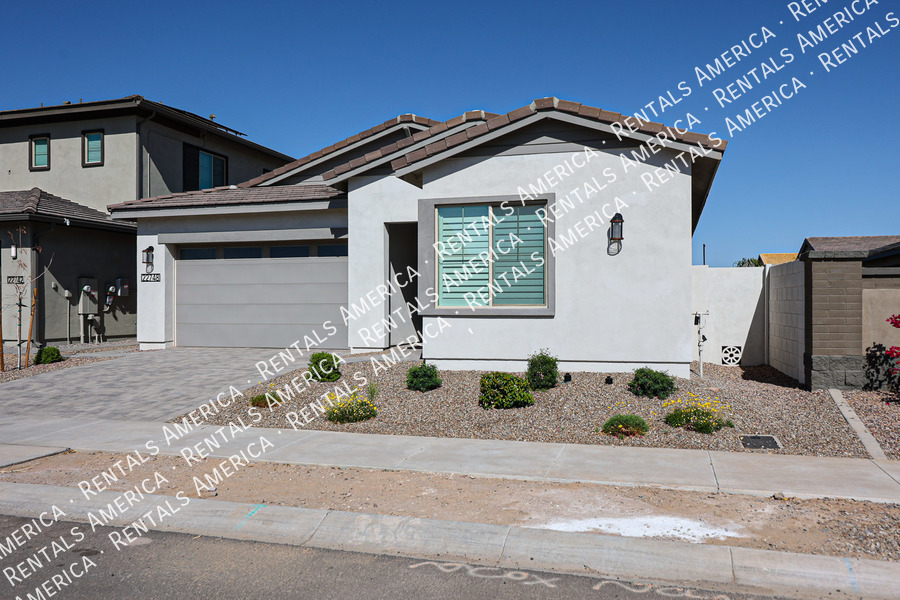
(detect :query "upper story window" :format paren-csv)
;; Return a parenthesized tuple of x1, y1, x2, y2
(183, 144, 228, 191)
(199, 150, 226, 189)
(436, 203, 547, 307)
(82, 130, 104, 167)
(29, 135, 50, 171)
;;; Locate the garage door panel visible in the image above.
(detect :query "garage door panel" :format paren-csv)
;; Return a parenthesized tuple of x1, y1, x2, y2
(179, 323, 348, 349)
(177, 282, 347, 305)
(177, 303, 344, 326)
(178, 258, 348, 286)
(176, 257, 348, 348)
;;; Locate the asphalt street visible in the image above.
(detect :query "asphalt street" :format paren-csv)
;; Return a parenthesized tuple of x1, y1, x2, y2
(0, 515, 783, 600)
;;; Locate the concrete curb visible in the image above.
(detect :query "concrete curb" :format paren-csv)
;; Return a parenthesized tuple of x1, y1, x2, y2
(829, 388, 888, 460)
(0, 482, 896, 600)
(0, 444, 70, 468)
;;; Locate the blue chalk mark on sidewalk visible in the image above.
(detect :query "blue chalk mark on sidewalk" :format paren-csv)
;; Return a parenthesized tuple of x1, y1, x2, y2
(235, 504, 266, 531)
(842, 557, 860, 593)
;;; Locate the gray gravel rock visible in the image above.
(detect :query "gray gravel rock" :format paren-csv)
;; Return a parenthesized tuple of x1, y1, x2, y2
(176, 359, 869, 458)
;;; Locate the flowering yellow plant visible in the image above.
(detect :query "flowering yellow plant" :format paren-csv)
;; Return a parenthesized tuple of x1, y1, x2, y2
(325, 389, 378, 424)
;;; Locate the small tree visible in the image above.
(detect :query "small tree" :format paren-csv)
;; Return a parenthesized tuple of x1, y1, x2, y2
(733, 257, 762, 267)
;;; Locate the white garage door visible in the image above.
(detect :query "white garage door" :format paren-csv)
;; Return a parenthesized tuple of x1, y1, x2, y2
(176, 256, 348, 348)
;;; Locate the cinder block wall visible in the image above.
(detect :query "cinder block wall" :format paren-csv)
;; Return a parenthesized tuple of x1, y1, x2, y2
(767, 262, 805, 384)
(805, 260, 865, 389)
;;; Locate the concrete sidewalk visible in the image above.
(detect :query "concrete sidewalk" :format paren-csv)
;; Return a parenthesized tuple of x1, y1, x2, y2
(0, 480, 896, 600)
(1, 415, 899, 503)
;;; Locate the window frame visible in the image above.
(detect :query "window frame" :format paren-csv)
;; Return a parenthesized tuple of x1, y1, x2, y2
(29, 134, 51, 171)
(418, 194, 556, 317)
(198, 150, 227, 189)
(81, 130, 105, 168)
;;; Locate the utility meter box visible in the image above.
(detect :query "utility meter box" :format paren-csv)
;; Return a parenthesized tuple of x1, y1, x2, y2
(77, 277, 99, 315)
(115, 277, 129, 297)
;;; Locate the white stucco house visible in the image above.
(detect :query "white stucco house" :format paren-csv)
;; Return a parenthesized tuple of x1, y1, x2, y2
(109, 98, 727, 378)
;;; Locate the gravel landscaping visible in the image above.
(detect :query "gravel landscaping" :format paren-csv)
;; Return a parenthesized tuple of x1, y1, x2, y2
(180, 357, 871, 458)
(844, 389, 900, 460)
(0, 353, 115, 383)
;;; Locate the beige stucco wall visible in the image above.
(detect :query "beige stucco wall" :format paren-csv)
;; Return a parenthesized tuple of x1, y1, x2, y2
(862, 288, 900, 353)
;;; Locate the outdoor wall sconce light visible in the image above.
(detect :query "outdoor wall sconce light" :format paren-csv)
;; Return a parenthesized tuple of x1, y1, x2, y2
(605, 376, 613, 385)
(610, 213, 624, 241)
(563, 373, 572, 383)
(142, 246, 154, 273)
(607, 213, 624, 256)
(10, 243, 16, 259)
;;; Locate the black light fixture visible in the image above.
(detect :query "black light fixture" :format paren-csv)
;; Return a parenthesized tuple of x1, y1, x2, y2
(610, 213, 624, 241)
(563, 373, 572, 383)
(605, 376, 613, 385)
(142, 246, 154, 273)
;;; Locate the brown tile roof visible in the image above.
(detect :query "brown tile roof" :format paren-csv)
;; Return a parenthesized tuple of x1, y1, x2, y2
(0, 188, 133, 230)
(758, 253, 798, 265)
(802, 236, 900, 253)
(238, 114, 442, 188)
(381, 97, 727, 174)
(108, 184, 346, 212)
(321, 110, 499, 180)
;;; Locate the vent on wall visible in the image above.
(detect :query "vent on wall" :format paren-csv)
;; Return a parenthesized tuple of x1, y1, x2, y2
(722, 346, 743, 366)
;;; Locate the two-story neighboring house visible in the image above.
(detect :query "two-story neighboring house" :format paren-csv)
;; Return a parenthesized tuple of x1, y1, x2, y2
(0, 96, 292, 350)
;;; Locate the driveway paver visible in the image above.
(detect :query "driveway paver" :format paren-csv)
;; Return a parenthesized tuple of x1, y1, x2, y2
(0, 348, 281, 421)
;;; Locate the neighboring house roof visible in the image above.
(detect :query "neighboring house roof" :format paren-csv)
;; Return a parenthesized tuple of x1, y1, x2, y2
(0, 188, 134, 232)
(108, 184, 346, 212)
(239, 113, 444, 188)
(758, 253, 798, 265)
(0, 95, 294, 163)
(800, 236, 900, 253)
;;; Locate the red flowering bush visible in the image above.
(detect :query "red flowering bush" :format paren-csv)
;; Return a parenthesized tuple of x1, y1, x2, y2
(889, 314, 900, 376)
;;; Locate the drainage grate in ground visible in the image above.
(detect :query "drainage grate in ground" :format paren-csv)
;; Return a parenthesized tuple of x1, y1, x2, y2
(739, 435, 781, 450)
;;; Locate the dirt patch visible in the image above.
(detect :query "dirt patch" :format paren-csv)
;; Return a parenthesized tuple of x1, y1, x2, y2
(176, 359, 870, 458)
(3, 450, 898, 562)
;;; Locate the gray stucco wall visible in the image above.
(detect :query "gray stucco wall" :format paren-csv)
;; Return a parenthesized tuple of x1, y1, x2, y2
(142, 121, 288, 198)
(0, 116, 138, 213)
(691, 266, 765, 366)
(0, 222, 135, 346)
(767, 261, 806, 384)
(348, 145, 695, 377)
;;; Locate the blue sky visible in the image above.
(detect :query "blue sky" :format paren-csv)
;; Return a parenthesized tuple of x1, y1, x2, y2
(4, 0, 897, 266)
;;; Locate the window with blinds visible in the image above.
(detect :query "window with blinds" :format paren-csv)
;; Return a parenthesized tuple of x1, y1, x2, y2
(30, 136, 50, 170)
(82, 131, 103, 166)
(436, 203, 546, 307)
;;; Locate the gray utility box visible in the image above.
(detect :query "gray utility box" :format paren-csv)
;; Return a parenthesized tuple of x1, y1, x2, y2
(77, 277, 99, 315)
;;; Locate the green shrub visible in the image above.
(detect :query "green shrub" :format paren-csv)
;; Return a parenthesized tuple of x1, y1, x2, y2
(366, 381, 379, 403)
(526, 349, 558, 390)
(601, 414, 649, 438)
(34, 346, 63, 365)
(308, 352, 341, 382)
(406, 363, 442, 392)
(628, 367, 676, 399)
(478, 372, 534, 409)
(250, 394, 270, 408)
(664, 407, 733, 434)
(325, 389, 377, 424)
